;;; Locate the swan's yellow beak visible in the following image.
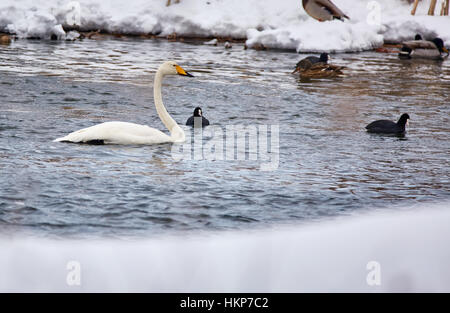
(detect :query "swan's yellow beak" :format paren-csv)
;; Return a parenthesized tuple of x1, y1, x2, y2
(443, 47, 449, 54)
(176, 65, 194, 77)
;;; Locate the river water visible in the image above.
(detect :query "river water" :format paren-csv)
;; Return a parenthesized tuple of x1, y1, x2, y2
(0, 38, 449, 238)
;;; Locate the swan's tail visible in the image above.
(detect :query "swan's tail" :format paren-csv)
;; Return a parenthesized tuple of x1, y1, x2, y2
(53, 127, 90, 143)
(53, 136, 67, 142)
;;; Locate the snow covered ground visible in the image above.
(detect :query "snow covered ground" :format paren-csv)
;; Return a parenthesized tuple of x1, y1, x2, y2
(0, 0, 449, 52)
(1, 203, 449, 292)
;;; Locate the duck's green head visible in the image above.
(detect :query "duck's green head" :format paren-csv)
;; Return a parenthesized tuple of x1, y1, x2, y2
(432, 38, 449, 54)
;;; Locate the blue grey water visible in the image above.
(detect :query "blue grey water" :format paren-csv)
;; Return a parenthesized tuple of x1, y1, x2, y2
(0, 39, 449, 238)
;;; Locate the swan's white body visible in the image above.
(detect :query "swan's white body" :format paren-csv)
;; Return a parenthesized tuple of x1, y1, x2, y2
(54, 61, 190, 145)
(56, 121, 176, 145)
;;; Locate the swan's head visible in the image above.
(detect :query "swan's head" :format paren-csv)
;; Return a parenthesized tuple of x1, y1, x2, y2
(159, 61, 194, 77)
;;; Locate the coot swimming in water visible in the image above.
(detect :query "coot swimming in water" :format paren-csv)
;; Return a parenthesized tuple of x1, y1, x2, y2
(365, 113, 410, 135)
(186, 107, 210, 127)
(294, 53, 330, 72)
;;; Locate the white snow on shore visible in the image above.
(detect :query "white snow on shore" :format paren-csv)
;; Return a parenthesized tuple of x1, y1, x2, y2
(0, 0, 449, 52)
(1, 203, 450, 292)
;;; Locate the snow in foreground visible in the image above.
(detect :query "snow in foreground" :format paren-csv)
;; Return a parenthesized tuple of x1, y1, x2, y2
(1, 203, 449, 292)
(0, 0, 449, 52)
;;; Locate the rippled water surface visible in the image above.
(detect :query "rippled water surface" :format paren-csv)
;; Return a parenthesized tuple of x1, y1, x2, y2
(0, 39, 449, 238)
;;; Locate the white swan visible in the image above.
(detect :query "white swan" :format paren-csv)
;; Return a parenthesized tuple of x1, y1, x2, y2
(54, 61, 193, 145)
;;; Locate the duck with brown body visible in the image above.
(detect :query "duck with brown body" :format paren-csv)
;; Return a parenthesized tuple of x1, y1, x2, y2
(292, 53, 345, 78)
(0, 34, 11, 45)
(302, 0, 350, 21)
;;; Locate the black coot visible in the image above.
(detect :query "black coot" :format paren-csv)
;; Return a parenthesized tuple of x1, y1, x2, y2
(294, 53, 329, 72)
(186, 107, 210, 127)
(304, 52, 330, 65)
(365, 113, 410, 135)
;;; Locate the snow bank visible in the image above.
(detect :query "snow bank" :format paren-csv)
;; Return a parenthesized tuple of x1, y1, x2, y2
(0, 0, 449, 52)
(1, 203, 450, 292)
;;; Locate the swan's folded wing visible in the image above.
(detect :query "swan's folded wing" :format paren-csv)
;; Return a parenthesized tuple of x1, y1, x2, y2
(54, 121, 172, 145)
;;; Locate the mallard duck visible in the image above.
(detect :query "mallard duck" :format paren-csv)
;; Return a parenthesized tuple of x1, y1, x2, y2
(292, 54, 344, 78)
(302, 0, 350, 22)
(186, 107, 210, 128)
(365, 114, 410, 135)
(399, 37, 449, 60)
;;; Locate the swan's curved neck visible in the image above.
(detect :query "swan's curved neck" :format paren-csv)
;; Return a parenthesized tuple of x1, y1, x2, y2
(154, 69, 184, 141)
